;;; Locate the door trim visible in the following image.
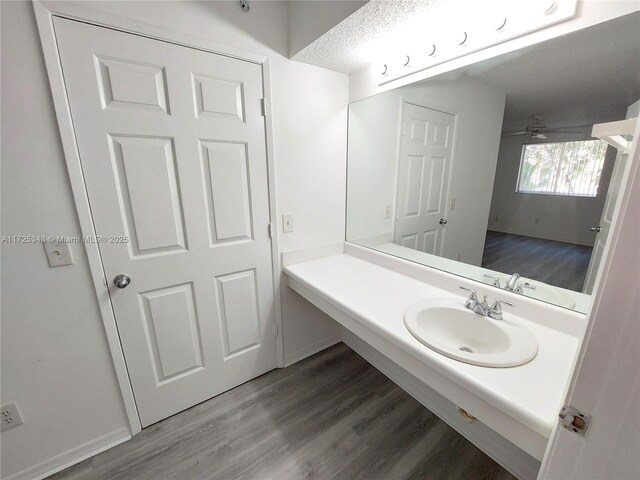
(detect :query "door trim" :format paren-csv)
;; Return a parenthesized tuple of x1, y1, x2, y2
(33, 0, 284, 436)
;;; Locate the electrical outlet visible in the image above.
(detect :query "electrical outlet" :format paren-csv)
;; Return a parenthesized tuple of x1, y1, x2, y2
(282, 213, 294, 233)
(1, 402, 24, 431)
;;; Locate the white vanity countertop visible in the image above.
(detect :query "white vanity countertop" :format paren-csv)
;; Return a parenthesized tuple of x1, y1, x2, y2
(284, 253, 582, 439)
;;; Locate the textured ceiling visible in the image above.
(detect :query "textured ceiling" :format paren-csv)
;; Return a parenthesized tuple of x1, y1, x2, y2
(292, 0, 441, 74)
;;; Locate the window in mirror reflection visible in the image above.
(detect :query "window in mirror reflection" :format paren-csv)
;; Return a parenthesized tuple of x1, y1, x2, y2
(516, 140, 608, 197)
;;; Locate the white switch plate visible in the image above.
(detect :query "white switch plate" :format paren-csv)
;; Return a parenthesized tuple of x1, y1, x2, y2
(43, 240, 73, 267)
(282, 213, 294, 233)
(1, 402, 24, 431)
(384, 205, 392, 219)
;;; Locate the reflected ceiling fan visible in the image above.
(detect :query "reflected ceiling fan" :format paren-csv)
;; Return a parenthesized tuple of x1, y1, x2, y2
(502, 116, 580, 140)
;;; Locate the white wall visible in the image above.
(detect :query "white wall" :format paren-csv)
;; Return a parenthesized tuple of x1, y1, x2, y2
(487, 124, 620, 246)
(1, 3, 130, 477)
(1, 1, 346, 477)
(288, 0, 367, 57)
(346, 92, 401, 243)
(346, 75, 505, 266)
(270, 59, 348, 363)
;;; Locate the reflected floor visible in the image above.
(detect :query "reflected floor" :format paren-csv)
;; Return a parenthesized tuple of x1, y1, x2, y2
(481, 231, 592, 292)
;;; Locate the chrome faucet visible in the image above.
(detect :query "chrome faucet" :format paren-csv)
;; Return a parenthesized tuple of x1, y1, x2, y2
(459, 287, 490, 316)
(460, 287, 514, 320)
(505, 273, 520, 292)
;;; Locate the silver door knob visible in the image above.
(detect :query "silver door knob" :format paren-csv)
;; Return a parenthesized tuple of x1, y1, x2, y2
(439, 218, 448, 225)
(113, 274, 131, 289)
(590, 226, 601, 233)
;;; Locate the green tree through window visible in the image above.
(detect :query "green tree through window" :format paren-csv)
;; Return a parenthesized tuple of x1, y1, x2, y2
(517, 140, 608, 197)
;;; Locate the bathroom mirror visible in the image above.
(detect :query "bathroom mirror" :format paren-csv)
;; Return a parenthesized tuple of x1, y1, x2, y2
(346, 12, 640, 313)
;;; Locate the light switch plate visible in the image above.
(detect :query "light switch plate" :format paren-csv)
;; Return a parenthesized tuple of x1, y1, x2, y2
(384, 205, 392, 219)
(282, 213, 294, 233)
(43, 239, 73, 267)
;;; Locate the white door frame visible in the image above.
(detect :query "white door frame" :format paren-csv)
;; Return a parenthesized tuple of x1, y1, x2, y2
(33, 0, 285, 436)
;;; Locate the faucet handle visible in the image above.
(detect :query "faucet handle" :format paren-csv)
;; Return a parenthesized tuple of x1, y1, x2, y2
(489, 298, 514, 320)
(494, 298, 514, 307)
(459, 286, 477, 298)
(483, 274, 502, 288)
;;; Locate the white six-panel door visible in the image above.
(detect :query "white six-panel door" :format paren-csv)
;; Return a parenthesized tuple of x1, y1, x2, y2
(54, 18, 276, 426)
(394, 103, 455, 255)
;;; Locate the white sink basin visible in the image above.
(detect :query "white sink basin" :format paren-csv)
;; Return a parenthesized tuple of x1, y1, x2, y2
(480, 274, 576, 309)
(404, 298, 538, 367)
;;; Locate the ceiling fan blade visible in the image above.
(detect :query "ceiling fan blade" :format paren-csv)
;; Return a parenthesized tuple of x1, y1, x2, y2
(547, 129, 582, 134)
(502, 131, 528, 136)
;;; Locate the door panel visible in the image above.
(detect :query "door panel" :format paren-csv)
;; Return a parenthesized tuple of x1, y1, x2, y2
(200, 141, 253, 242)
(109, 135, 187, 255)
(54, 18, 276, 426)
(423, 230, 438, 254)
(424, 156, 445, 214)
(403, 155, 424, 216)
(95, 56, 170, 113)
(583, 149, 626, 293)
(192, 74, 245, 121)
(139, 282, 203, 382)
(401, 234, 418, 249)
(216, 269, 261, 357)
(394, 103, 455, 256)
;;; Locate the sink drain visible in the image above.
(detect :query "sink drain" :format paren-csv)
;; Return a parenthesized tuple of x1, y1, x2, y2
(459, 346, 474, 353)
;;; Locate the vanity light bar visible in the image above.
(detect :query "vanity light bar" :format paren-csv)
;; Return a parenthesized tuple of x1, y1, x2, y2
(378, 0, 577, 86)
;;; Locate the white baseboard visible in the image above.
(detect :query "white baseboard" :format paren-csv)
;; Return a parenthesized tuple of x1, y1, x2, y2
(342, 330, 541, 480)
(3, 427, 131, 480)
(284, 334, 342, 367)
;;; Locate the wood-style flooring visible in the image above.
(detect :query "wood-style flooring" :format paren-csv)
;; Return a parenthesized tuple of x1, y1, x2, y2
(482, 231, 593, 292)
(50, 344, 515, 480)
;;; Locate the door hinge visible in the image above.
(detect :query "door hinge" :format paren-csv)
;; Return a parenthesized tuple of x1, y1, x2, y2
(260, 98, 266, 116)
(268, 223, 273, 239)
(401, 122, 406, 136)
(559, 404, 591, 437)
(274, 323, 279, 338)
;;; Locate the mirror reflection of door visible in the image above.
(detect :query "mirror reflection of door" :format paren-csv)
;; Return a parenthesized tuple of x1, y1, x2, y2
(583, 145, 627, 293)
(583, 99, 639, 293)
(394, 103, 455, 256)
